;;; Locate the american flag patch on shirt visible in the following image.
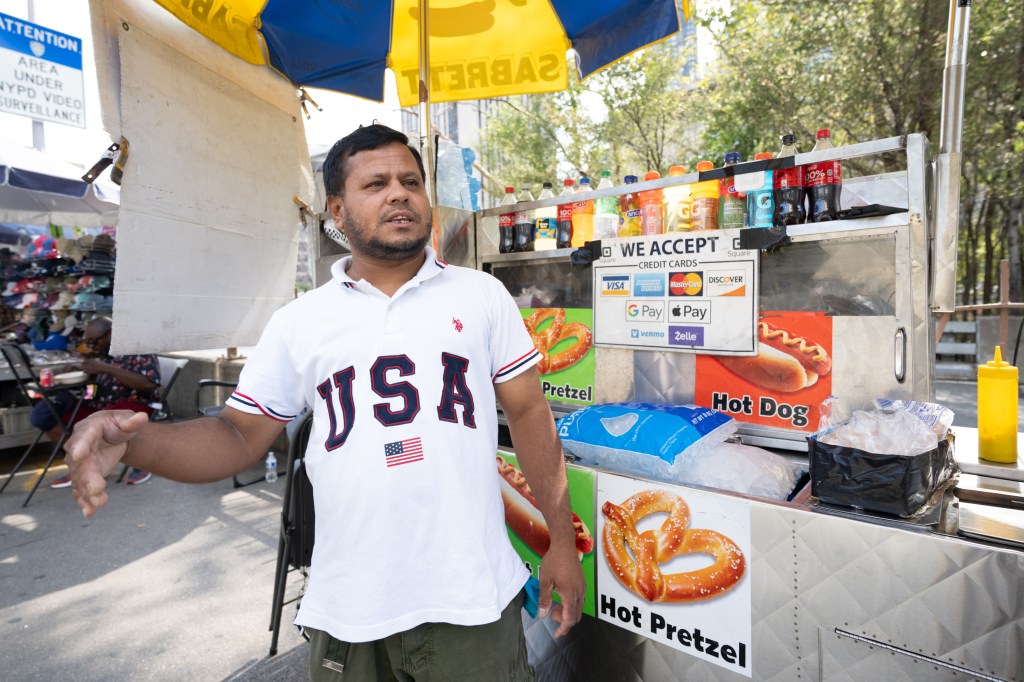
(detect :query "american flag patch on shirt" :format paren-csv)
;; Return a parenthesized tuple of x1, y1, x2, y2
(384, 437, 424, 467)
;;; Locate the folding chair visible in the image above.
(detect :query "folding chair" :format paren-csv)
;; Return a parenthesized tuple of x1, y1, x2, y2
(269, 411, 314, 656)
(0, 342, 89, 507)
(116, 355, 190, 483)
(195, 379, 283, 488)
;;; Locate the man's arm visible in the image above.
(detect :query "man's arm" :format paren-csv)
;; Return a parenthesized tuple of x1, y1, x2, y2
(495, 367, 585, 637)
(78, 358, 158, 392)
(65, 407, 285, 517)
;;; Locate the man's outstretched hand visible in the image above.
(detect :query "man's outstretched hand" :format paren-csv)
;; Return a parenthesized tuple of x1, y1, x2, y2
(65, 410, 149, 517)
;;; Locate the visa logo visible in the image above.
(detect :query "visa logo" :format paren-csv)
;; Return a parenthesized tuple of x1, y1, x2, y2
(602, 275, 630, 296)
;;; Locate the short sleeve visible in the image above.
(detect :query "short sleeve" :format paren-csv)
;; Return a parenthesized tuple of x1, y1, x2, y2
(488, 279, 540, 383)
(227, 310, 305, 422)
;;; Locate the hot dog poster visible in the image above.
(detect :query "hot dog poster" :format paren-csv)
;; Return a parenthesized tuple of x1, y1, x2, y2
(695, 311, 832, 432)
(520, 307, 595, 405)
(591, 230, 758, 355)
(596, 473, 752, 677)
(496, 452, 597, 616)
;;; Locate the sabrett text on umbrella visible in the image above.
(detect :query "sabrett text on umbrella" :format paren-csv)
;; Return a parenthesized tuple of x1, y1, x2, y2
(400, 52, 562, 93)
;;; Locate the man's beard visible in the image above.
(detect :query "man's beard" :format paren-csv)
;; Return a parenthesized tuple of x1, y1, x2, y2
(342, 206, 432, 261)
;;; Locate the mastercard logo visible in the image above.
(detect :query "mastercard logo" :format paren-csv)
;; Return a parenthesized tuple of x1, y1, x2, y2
(669, 271, 703, 296)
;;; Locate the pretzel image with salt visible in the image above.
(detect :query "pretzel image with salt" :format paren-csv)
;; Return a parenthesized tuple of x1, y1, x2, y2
(602, 489, 745, 602)
(524, 307, 593, 375)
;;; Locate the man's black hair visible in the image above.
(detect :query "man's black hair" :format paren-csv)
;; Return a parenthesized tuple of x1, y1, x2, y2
(323, 124, 426, 197)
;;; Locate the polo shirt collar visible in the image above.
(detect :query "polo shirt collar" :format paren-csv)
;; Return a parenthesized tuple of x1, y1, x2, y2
(331, 246, 448, 292)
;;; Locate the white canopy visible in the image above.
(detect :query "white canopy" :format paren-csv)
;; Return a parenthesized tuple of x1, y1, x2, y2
(0, 137, 119, 228)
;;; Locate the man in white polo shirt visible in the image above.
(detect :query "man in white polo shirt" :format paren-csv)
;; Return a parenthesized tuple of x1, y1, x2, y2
(64, 124, 584, 680)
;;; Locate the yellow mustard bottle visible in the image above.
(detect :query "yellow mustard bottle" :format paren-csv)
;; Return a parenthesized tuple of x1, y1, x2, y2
(977, 345, 1018, 463)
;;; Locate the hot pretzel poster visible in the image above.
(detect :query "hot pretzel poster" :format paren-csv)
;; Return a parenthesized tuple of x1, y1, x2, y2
(695, 311, 833, 432)
(520, 307, 595, 405)
(496, 452, 597, 616)
(596, 473, 752, 676)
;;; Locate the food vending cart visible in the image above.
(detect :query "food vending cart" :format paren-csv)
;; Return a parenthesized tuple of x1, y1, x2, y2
(306, 129, 1024, 681)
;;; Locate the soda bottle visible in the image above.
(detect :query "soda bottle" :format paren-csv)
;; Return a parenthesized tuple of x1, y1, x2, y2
(805, 128, 842, 222)
(746, 152, 774, 228)
(534, 182, 557, 250)
(618, 175, 642, 237)
(718, 152, 746, 229)
(513, 185, 535, 252)
(664, 165, 691, 233)
(570, 177, 595, 247)
(497, 186, 516, 253)
(592, 170, 620, 240)
(690, 161, 719, 230)
(772, 134, 805, 226)
(555, 179, 575, 248)
(639, 171, 664, 235)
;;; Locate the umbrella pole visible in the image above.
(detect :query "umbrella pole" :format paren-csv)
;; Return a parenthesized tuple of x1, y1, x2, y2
(418, 0, 437, 207)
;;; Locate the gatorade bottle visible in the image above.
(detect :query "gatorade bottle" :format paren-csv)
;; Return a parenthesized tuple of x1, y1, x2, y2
(746, 153, 774, 227)
(497, 186, 516, 253)
(513, 185, 535, 252)
(533, 182, 557, 250)
(806, 128, 842, 221)
(773, 134, 805, 226)
(555, 179, 575, 248)
(570, 177, 595, 247)
(664, 165, 691, 233)
(690, 161, 719, 230)
(639, 171, 664, 235)
(618, 175, 641, 237)
(718, 152, 746, 229)
(592, 170, 619, 240)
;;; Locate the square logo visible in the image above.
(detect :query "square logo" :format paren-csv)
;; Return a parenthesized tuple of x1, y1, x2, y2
(632, 273, 666, 297)
(668, 325, 705, 347)
(601, 275, 630, 296)
(625, 299, 665, 323)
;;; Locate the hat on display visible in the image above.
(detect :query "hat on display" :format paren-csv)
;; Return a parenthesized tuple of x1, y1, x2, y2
(25, 236, 59, 260)
(70, 292, 103, 311)
(85, 275, 111, 292)
(2, 281, 16, 296)
(50, 291, 77, 311)
(16, 293, 38, 309)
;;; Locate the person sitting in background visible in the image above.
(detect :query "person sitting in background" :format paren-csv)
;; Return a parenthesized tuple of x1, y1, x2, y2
(40, 316, 160, 488)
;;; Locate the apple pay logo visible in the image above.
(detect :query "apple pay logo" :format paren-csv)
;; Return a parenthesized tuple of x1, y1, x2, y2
(668, 300, 711, 324)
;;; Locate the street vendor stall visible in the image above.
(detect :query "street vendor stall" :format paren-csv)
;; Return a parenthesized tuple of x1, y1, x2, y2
(466, 132, 1024, 681)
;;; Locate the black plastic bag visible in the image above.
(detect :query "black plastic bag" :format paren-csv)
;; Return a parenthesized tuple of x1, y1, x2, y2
(807, 434, 957, 517)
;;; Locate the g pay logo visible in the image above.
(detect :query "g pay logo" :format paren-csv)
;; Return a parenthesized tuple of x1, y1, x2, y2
(669, 271, 703, 296)
(705, 271, 746, 297)
(625, 299, 665, 322)
(601, 275, 630, 296)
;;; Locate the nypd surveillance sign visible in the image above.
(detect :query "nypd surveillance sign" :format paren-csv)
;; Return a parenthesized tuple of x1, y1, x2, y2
(0, 12, 85, 127)
(593, 229, 758, 355)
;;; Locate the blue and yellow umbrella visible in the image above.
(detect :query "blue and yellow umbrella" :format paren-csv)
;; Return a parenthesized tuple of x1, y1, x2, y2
(152, 0, 686, 106)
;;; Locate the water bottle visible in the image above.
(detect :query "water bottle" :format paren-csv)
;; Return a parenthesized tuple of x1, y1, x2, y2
(265, 452, 278, 483)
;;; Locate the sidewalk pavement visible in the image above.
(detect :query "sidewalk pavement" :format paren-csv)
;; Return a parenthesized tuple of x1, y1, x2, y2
(0, 457, 309, 682)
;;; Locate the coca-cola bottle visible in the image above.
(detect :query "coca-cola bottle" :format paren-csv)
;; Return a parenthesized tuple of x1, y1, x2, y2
(497, 186, 516, 254)
(512, 185, 535, 252)
(556, 178, 575, 249)
(772, 134, 805, 227)
(805, 129, 842, 222)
